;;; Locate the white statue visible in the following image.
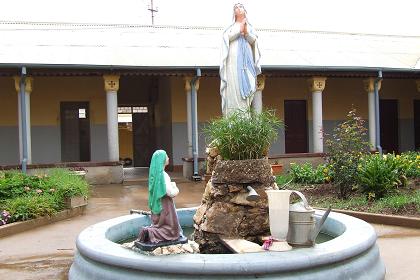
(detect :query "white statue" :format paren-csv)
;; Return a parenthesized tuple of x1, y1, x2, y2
(220, 3, 262, 116)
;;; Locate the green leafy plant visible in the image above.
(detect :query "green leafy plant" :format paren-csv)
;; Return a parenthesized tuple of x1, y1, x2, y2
(204, 109, 283, 160)
(325, 109, 370, 199)
(288, 162, 327, 184)
(275, 174, 293, 187)
(357, 154, 401, 200)
(0, 169, 89, 225)
(398, 151, 420, 178)
(3, 195, 60, 222)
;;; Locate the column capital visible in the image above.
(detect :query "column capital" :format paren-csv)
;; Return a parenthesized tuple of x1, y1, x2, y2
(13, 76, 34, 93)
(257, 74, 266, 91)
(363, 77, 382, 93)
(184, 76, 200, 92)
(307, 76, 327, 92)
(416, 80, 420, 93)
(184, 76, 192, 91)
(103, 75, 120, 92)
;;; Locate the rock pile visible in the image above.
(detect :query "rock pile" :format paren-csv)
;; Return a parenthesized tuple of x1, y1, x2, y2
(193, 159, 278, 253)
(122, 240, 200, 256)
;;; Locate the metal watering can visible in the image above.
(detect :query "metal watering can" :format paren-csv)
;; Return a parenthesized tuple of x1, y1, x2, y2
(286, 191, 331, 246)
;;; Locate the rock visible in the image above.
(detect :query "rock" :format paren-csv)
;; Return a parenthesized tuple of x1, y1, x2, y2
(210, 185, 229, 198)
(207, 147, 219, 158)
(207, 156, 215, 164)
(238, 210, 270, 236)
(168, 246, 183, 254)
(212, 159, 274, 184)
(228, 184, 243, 193)
(121, 241, 135, 250)
(193, 204, 207, 225)
(194, 158, 276, 254)
(200, 202, 244, 235)
(230, 192, 256, 207)
(188, 240, 200, 253)
(181, 243, 194, 253)
(152, 247, 163, 255)
(203, 181, 213, 202)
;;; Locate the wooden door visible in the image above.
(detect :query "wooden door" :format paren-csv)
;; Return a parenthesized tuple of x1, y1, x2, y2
(380, 99, 399, 154)
(60, 102, 90, 162)
(414, 100, 420, 150)
(284, 100, 308, 153)
(132, 106, 155, 167)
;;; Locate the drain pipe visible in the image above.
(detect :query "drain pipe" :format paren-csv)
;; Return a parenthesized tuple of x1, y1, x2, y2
(374, 70, 383, 155)
(190, 68, 201, 181)
(19, 66, 28, 173)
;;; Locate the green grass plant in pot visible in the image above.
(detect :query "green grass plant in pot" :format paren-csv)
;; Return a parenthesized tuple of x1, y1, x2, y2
(204, 109, 283, 160)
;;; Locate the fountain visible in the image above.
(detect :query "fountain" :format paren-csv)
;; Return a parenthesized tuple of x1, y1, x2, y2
(68, 99, 385, 280)
(69, 159, 384, 279)
(69, 205, 385, 279)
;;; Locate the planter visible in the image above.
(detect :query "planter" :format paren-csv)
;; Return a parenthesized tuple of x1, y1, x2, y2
(71, 170, 87, 179)
(65, 196, 88, 209)
(271, 164, 283, 175)
(0, 206, 86, 238)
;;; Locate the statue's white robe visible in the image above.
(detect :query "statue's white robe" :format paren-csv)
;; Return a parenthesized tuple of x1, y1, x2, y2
(220, 22, 261, 116)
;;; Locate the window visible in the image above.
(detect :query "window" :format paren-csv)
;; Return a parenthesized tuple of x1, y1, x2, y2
(78, 108, 86, 119)
(133, 106, 148, 113)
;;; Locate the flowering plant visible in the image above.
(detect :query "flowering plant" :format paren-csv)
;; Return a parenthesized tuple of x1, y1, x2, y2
(325, 109, 370, 198)
(1, 210, 11, 226)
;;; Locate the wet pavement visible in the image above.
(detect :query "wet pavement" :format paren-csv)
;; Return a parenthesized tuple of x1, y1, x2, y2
(1, 177, 420, 279)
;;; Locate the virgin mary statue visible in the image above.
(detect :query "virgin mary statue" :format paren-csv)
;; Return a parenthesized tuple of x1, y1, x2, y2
(220, 3, 261, 116)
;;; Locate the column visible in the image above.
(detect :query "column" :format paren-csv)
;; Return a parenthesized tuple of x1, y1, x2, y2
(252, 75, 265, 113)
(184, 76, 200, 158)
(307, 77, 327, 153)
(184, 77, 193, 158)
(14, 76, 33, 164)
(364, 78, 382, 151)
(103, 75, 120, 162)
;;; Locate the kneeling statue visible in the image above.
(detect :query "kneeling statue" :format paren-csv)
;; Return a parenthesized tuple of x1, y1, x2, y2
(136, 150, 186, 250)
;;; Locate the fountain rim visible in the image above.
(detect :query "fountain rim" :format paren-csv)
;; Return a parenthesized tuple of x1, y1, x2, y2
(75, 207, 377, 275)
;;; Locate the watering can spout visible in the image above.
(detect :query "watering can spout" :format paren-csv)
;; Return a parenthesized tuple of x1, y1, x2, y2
(312, 207, 332, 241)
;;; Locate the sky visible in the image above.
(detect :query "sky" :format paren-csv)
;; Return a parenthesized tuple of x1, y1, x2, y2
(1, 0, 419, 36)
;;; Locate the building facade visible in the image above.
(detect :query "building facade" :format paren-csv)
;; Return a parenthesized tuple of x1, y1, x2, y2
(0, 23, 419, 170)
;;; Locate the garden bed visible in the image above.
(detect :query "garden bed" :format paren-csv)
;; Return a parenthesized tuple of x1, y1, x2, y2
(281, 178, 420, 218)
(0, 205, 86, 238)
(1, 169, 89, 229)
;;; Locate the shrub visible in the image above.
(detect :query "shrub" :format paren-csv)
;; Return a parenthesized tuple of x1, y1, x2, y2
(358, 154, 401, 200)
(204, 109, 283, 160)
(325, 109, 370, 198)
(0, 169, 89, 224)
(288, 162, 327, 184)
(3, 195, 60, 222)
(0, 171, 46, 199)
(382, 153, 410, 187)
(399, 151, 420, 178)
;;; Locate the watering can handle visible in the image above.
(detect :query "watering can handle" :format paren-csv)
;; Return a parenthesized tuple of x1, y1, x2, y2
(291, 190, 311, 210)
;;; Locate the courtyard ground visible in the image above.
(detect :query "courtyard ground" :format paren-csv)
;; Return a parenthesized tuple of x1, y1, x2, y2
(0, 174, 419, 280)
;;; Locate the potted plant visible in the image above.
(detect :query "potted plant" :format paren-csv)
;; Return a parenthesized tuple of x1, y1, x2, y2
(271, 160, 283, 175)
(204, 109, 283, 161)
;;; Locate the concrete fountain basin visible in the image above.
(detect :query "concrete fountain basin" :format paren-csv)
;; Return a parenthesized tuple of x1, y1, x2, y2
(69, 207, 385, 279)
